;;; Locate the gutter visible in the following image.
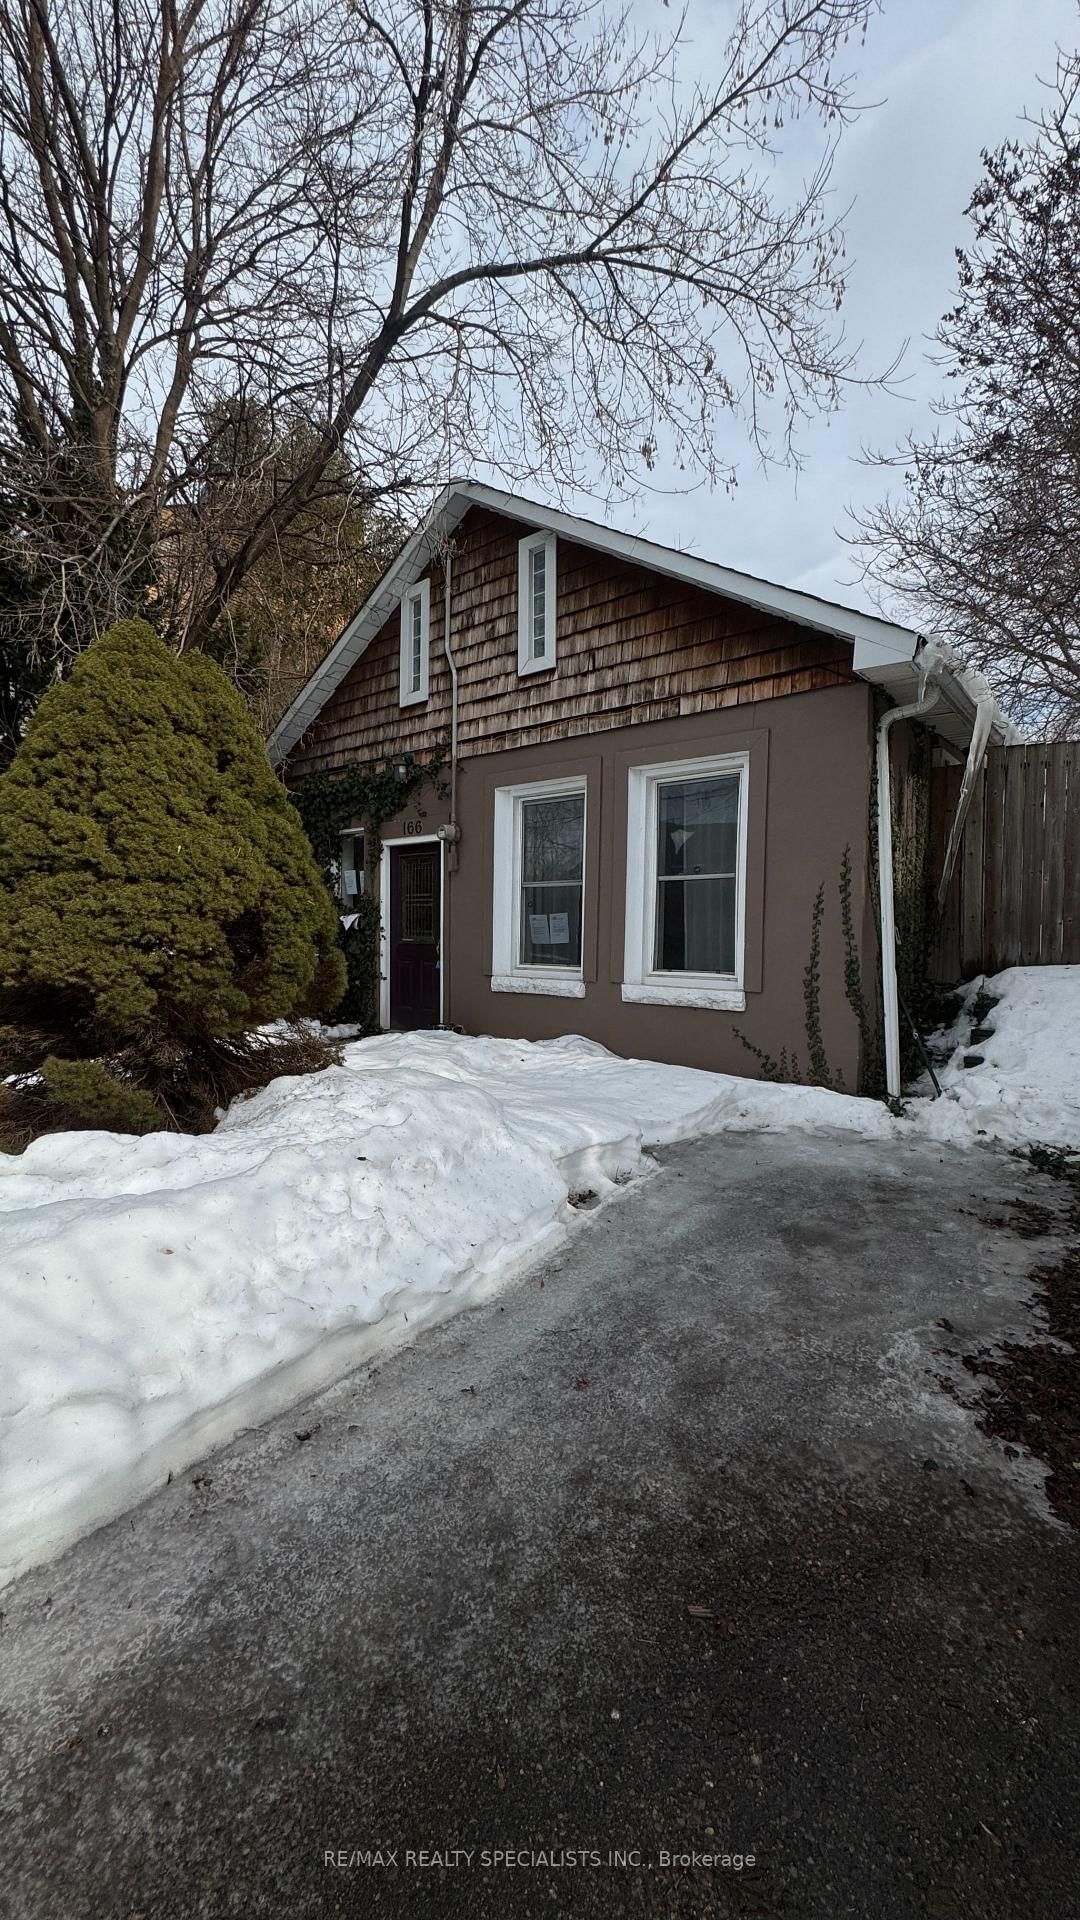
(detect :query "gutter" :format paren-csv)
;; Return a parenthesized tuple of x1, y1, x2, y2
(875, 639, 1019, 1099)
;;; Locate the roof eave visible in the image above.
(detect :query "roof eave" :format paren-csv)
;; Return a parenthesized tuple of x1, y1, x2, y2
(268, 480, 1019, 769)
(857, 646, 1020, 748)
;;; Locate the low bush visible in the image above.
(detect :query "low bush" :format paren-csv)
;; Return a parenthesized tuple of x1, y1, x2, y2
(0, 1024, 343, 1150)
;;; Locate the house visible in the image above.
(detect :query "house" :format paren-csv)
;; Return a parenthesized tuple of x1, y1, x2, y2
(269, 483, 1012, 1095)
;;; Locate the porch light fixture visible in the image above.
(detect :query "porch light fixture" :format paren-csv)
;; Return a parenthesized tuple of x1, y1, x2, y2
(393, 750, 416, 782)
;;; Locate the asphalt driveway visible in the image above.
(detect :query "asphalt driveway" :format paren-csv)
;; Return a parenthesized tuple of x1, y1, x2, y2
(2, 1128, 1078, 1920)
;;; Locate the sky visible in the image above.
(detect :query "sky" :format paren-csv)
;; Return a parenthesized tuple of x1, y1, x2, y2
(561, 0, 1079, 615)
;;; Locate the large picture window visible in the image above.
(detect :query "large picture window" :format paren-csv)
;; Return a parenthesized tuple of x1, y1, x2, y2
(653, 773, 739, 974)
(492, 777, 587, 996)
(623, 752, 748, 1011)
(518, 792, 584, 968)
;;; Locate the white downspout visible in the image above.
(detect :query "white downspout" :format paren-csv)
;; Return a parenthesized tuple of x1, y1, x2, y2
(437, 545, 460, 1028)
(876, 668, 944, 1100)
(443, 544, 459, 842)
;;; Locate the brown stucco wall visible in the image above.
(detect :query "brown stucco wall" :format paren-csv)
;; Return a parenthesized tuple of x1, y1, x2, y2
(374, 681, 880, 1087)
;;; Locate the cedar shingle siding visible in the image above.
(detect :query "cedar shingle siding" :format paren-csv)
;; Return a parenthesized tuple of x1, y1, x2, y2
(284, 507, 854, 777)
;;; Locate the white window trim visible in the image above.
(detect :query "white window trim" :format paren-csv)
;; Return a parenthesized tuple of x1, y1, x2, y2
(490, 973, 585, 1000)
(492, 775, 587, 996)
(399, 578, 430, 706)
(622, 751, 749, 1012)
(517, 531, 557, 675)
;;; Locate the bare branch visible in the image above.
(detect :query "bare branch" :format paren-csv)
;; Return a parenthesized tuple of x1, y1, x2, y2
(849, 46, 1080, 739)
(0, 0, 883, 680)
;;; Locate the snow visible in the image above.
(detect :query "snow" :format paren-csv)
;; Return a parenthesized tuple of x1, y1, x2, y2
(2, 965, 1078, 1589)
(911, 966, 1080, 1151)
(0, 1031, 890, 1588)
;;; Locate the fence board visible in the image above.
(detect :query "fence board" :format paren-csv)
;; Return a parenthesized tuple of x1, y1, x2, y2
(1019, 746, 1047, 965)
(959, 763, 985, 975)
(1062, 745, 1080, 961)
(997, 749, 1026, 970)
(1041, 747, 1067, 965)
(982, 748, 1009, 974)
(930, 741, 1080, 981)
(931, 766, 962, 982)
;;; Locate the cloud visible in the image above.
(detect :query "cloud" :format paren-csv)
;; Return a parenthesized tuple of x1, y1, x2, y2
(562, 0, 1080, 614)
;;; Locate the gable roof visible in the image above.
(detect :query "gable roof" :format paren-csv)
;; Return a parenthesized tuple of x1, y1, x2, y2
(267, 480, 1004, 766)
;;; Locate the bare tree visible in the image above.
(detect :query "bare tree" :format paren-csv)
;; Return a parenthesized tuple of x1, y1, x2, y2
(188, 403, 404, 731)
(851, 47, 1080, 739)
(0, 0, 881, 694)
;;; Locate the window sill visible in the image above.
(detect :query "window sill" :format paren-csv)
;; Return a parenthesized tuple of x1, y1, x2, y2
(491, 973, 585, 999)
(621, 981, 746, 1012)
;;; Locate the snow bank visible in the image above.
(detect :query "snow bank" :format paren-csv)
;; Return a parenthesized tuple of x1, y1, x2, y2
(0, 1033, 885, 1589)
(2, 965, 1076, 1589)
(912, 966, 1080, 1151)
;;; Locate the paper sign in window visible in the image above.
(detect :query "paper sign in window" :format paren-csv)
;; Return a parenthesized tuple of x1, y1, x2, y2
(548, 912, 570, 944)
(529, 912, 551, 943)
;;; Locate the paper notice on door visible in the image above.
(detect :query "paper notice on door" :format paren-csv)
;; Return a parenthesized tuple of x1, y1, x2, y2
(548, 912, 570, 944)
(528, 913, 551, 943)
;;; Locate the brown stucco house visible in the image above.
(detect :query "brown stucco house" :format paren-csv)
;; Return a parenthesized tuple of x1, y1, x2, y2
(269, 483, 1012, 1096)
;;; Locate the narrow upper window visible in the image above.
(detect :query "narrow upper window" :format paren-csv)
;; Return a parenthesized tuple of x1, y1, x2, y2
(517, 531, 556, 674)
(399, 578, 430, 705)
(623, 752, 749, 1011)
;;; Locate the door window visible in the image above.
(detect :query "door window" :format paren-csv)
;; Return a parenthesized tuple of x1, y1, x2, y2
(401, 851, 438, 942)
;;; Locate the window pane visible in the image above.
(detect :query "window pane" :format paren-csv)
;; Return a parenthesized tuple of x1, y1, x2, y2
(401, 855, 437, 942)
(519, 883, 583, 966)
(410, 595, 422, 690)
(655, 875, 736, 974)
(521, 794, 583, 882)
(657, 775, 739, 877)
(340, 833, 365, 901)
(531, 544, 547, 656)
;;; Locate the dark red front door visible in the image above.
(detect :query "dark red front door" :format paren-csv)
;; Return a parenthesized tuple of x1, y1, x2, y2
(389, 844, 441, 1029)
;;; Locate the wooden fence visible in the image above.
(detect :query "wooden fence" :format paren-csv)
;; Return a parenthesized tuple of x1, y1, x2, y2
(930, 742, 1080, 981)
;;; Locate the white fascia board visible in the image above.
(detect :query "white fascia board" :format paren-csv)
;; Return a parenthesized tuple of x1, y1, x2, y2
(460, 482, 921, 666)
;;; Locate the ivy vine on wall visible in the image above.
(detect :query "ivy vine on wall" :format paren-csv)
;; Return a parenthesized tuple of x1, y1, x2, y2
(287, 748, 449, 1028)
(735, 853, 871, 1092)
